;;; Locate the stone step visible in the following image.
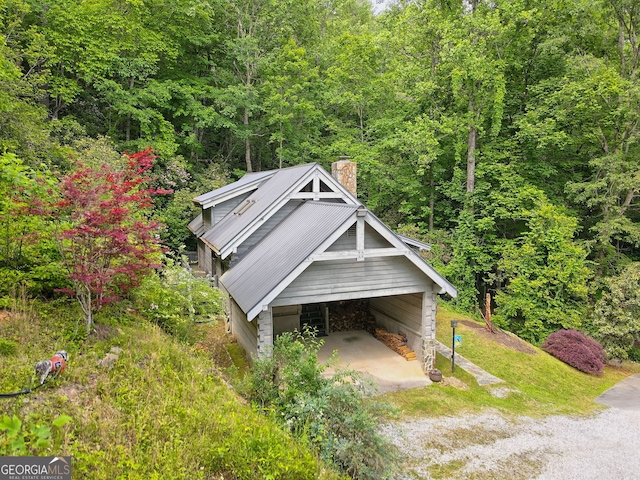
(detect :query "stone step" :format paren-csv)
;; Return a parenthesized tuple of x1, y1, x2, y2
(435, 341, 504, 386)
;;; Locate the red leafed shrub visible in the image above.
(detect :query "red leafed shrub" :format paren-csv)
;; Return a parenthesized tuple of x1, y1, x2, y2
(541, 329, 606, 375)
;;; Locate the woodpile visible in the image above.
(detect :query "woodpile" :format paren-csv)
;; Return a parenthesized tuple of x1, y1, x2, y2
(328, 300, 377, 333)
(374, 328, 417, 361)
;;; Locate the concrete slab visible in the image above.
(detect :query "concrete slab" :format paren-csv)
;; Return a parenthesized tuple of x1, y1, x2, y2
(595, 374, 640, 411)
(317, 330, 431, 394)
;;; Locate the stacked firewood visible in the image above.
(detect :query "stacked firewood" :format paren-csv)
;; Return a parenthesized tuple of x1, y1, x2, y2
(328, 300, 377, 333)
(374, 328, 417, 361)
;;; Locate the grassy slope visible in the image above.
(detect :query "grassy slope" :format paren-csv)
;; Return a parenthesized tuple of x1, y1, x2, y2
(385, 304, 640, 417)
(0, 300, 340, 480)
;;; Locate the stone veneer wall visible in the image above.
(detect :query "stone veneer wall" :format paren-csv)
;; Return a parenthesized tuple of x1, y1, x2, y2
(422, 291, 438, 373)
(331, 160, 357, 197)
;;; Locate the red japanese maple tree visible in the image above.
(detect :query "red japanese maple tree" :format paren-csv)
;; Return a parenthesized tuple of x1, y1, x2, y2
(54, 148, 171, 333)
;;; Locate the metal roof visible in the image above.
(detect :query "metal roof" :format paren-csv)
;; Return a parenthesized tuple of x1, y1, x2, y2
(363, 211, 457, 298)
(220, 202, 359, 316)
(201, 163, 319, 255)
(187, 214, 204, 237)
(397, 234, 431, 251)
(192, 170, 275, 208)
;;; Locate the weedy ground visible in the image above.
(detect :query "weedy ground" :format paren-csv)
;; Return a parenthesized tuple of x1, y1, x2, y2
(0, 296, 342, 480)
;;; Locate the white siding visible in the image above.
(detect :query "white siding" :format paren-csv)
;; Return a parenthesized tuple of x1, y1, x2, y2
(370, 290, 433, 363)
(364, 224, 390, 248)
(197, 240, 213, 275)
(272, 256, 429, 306)
(212, 192, 252, 225)
(326, 223, 390, 251)
(230, 298, 258, 359)
(326, 224, 357, 251)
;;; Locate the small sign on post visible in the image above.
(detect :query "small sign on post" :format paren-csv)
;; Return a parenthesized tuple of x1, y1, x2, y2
(451, 320, 458, 372)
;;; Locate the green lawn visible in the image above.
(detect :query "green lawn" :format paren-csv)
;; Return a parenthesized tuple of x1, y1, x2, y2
(384, 304, 640, 417)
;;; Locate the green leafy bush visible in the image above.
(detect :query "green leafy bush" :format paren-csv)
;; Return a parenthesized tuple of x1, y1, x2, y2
(133, 257, 226, 338)
(239, 330, 399, 480)
(592, 263, 640, 359)
(629, 346, 640, 363)
(0, 414, 72, 456)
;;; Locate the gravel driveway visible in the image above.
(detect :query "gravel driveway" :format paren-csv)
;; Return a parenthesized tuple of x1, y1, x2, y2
(383, 407, 640, 479)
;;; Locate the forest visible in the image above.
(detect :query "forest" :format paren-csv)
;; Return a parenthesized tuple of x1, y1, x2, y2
(1, 0, 639, 357)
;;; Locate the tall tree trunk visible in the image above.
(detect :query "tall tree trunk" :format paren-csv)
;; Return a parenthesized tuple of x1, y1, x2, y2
(126, 77, 134, 143)
(429, 163, 435, 232)
(466, 121, 477, 194)
(244, 107, 252, 172)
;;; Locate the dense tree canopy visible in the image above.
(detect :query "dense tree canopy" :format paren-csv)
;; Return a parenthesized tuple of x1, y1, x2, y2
(1, 0, 639, 351)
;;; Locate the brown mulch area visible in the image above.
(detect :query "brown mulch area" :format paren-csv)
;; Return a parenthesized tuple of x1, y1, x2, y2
(459, 320, 537, 355)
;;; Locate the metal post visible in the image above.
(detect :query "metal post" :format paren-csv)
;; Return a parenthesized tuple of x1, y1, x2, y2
(451, 319, 458, 373)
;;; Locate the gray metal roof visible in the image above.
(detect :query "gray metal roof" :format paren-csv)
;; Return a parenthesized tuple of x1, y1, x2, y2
(397, 234, 431, 251)
(193, 170, 275, 208)
(220, 202, 358, 316)
(201, 163, 319, 254)
(187, 214, 204, 237)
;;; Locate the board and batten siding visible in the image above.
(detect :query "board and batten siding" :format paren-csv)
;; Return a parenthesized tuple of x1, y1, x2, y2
(211, 192, 252, 225)
(230, 297, 258, 359)
(369, 292, 432, 362)
(197, 239, 213, 275)
(272, 256, 430, 307)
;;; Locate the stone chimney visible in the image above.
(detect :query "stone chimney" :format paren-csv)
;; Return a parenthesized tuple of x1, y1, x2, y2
(331, 157, 357, 197)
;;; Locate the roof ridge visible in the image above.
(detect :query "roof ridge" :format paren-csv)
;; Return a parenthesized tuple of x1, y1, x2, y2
(301, 200, 359, 208)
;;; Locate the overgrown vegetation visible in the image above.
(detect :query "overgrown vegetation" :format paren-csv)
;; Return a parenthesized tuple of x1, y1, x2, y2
(2, 0, 640, 351)
(238, 331, 399, 480)
(0, 299, 340, 479)
(133, 255, 226, 339)
(541, 330, 606, 376)
(592, 263, 640, 359)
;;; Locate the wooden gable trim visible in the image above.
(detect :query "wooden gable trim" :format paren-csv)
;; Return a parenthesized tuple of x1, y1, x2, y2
(245, 205, 456, 319)
(362, 211, 457, 297)
(195, 175, 273, 210)
(245, 213, 358, 320)
(218, 164, 359, 259)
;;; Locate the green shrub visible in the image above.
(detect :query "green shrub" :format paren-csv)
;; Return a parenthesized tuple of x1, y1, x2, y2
(239, 330, 399, 480)
(629, 346, 640, 363)
(0, 339, 18, 356)
(133, 257, 226, 339)
(0, 414, 72, 456)
(592, 263, 640, 359)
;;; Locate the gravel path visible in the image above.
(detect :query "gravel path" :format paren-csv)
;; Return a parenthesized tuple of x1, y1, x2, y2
(382, 408, 640, 479)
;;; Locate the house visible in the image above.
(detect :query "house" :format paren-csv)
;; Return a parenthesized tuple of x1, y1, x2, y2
(188, 160, 457, 374)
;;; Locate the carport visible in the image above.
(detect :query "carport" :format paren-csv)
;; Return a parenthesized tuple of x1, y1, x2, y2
(317, 330, 432, 394)
(192, 162, 457, 374)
